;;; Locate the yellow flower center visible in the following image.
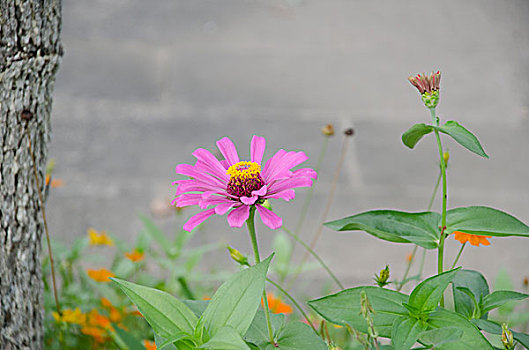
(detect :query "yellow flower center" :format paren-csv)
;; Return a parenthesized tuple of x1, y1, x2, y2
(226, 161, 264, 198)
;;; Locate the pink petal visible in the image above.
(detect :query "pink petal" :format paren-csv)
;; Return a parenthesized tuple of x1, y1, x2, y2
(220, 160, 230, 169)
(293, 168, 318, 180)
(256, 205, 282, 230)
(215, 202, 236, 215)
(267, 177, 314, 194)
(251, 185, 267, 196)
(227, 205, 250, 228)
(250, 136, 266, 165)
(174, 193, 202, 207)
(263, 151, 308, 183)
(199, 195, 234, 209)
(264, 189, 295, 201)
(192, 149, 230, 181)
(216, 137, 240, 166)
(183, 208, 216, 232)
(240, 195, 258, 205)
(175, 164, 226, 188)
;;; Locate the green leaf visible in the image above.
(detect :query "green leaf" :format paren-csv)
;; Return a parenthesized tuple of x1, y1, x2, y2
(112, 324, 146, 350)
(472, 319, 529, 349)
(427, 309, 493, 349)
(264, 322, 328, 350)
(418, 327, 464, 348)
(434, 120, 488, 158)
(198, 326, 251, 350)
(112, 278, 198, 337)
(452, 269, 489, 319)
(446, 206, 529, 237)
(324, 210, 441, 249)
(308, 286, 409, 338)
(391, 316, 427, 350)
(271, 231, 293, 278)
(409, 268, 460, 313)
(244, 309, 285, 347)
(481, 291, 529, 314)
(196, 255, 273, 341)
(157, 332, 191, 350)
(401, 123, 434, 149)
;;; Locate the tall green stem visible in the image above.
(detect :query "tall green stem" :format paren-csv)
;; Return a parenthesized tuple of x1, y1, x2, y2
(280, 136, 329, 285)
(431, 108, 448, 306)
(451, 243, 466, 269)
(266, 277, 319, 335)
(246, 206, 275, 345)
(282, 227, 344, 289)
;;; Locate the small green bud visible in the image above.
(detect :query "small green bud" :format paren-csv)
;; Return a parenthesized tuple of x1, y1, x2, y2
(501, 323, 514, 349)
(374, 265, 391, 288)
(227, 246, 249, 266)
(421, 90, 440, 109)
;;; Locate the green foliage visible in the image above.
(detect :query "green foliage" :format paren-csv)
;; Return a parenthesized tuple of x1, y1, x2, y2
(308, 286, 409, 338)
(417, 327, 463, 348)
(401, 121, 488, 158)
(198, 326, 251, 350)
(324, 210, 441, 249)
(452, 269, 490, 319)
(472, 319, 529, 349)
(263, 322, 328, 350)
(391, 317, 426, 350)
(408, 268, 459, 313)
(111, 278, 198, 338)
(446, 206, 529, 237)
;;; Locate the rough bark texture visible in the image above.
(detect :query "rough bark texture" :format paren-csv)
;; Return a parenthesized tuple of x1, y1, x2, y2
(0, 1, 62, 349)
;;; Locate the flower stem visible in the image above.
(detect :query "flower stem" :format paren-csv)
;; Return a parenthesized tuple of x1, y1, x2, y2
(451, 243, 466, 269)
(431, 107, 448, 307)
(280, 136, 329, 285)
(246, 206, 275, 346)
(287, 133, 350, 290)
(282, 226, 344, 289)
(266, 277, 319, 335)
(25, 125, 61, 315)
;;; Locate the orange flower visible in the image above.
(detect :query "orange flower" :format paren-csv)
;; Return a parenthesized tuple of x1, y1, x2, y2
(87, 268, 115, 282)
(405, 252, 413, 263)
(144, 340, 157, 350)
(87, 309, 113, 330)
(100, 297, 113, 309)
(81, 326, 107, 343)
(109, 307, 123, 323)
(52, 307, 86, 325)
(88, 228, 114, 246)
(453, 231, 491, 246)
(261, 292, 292, 314)
(125, 249, 144, 262)
(45, 175, 64, 188)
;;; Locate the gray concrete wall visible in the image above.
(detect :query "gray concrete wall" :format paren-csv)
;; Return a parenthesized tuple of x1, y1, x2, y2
(48, 0, 529, 293)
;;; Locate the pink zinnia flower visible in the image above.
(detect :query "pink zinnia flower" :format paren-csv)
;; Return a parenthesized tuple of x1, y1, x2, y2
(172, 136, 317, 231)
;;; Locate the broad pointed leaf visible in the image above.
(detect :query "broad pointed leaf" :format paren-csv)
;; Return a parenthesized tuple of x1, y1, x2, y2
(452, 269, 489, 319)
(198, 326, 251, 350)
(308, 286, 409, 338)
(391, 316, 426, 350)
(244, 309, 285, 347)
(409, 268, 460, 313)
(264, 322, 328, 350)
(434, 121, 488, 158)
(446, 206, 529, 237)
(418, 327, 463, 348)
(402, 123, 434, 149)
(482, 291, 529, 314)
(112, 278, 197, 337)
(324, 210, 441, 249)
(197, 255, 273, 341)
(428, 309, 493, 349)
(112, 324, 146, 350)
(472, 319, 529, 349)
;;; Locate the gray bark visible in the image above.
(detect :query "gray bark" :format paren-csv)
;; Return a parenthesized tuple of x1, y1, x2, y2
(0, 1, 62, 349)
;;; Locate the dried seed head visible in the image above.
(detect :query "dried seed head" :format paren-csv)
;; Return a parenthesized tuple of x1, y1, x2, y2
(321, 124, 335, 136)
(344, 128, 354, 136)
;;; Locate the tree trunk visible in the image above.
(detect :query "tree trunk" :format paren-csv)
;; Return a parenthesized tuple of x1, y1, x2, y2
(0, 1, 62, 349)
